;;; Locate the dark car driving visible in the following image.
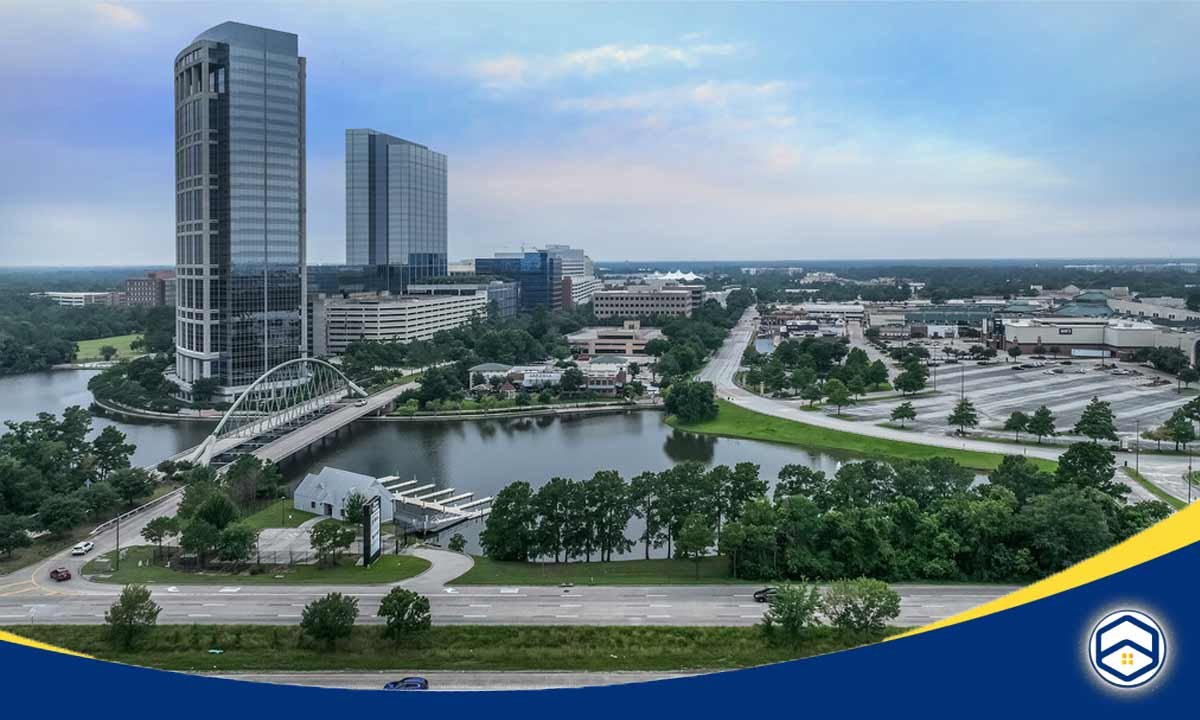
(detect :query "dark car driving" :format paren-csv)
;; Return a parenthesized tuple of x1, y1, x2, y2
(383, 677, 429, 691)
(753, 587, 778, 603)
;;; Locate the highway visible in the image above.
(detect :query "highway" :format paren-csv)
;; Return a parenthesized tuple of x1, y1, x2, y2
(205, 670, 699, 691)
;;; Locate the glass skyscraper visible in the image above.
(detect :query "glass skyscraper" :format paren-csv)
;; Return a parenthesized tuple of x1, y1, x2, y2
(173, 22, 306, 398)
(345, 129, 447, 289)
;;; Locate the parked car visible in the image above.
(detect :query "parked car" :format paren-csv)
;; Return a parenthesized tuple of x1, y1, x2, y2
(753, 587, 779, 603)
(71, 541, 95, 556)
(49, 567, 71, 582)
(383, 677, 429, 691)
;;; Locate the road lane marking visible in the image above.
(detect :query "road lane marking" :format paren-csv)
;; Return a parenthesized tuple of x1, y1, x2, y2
(461, 614, 488, 619)
(187, 613, 212, 618)
(646, 614, 671, 619)
(554, 614, 578, 619)
(468, 604, 491, 608)
(500, 588, 519, 594)
(559, 603, 582, 608)
(276, 614, 300, 619)
(218, 587, 241, 593)
(649, 603, 672, 608)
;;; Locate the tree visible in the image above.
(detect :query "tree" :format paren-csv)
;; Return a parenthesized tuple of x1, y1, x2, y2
(723, 462, 767, 526)
(479, 481, 537, 561)
(1178, 366, 1199, 391)
(823, 378, 852, 416)
(310, 521, 357, 566)
(37, 494, 86, 537)
(947, 398, 978, 434)
(110, 467, 155, 508)
(801, 383, 824, 406)
(1073, 396, 1118, 442)
(847, 374, 866, 399)
(1162, 409, 1196, 451)
(447, 533, 466, 553)
(866, 359, 889, 390)
(179, 519, 222, 567)
(99, 345, 119, 361)
(760, 582, 824, 644)
(90, 426, 134, 480)
(0, 514, 31, 558)
(140, 515, 179, 560)
(629, 471, 664, 560)
(1007, 346, 1022, 362)
(1004, 411, 1030, 442)
(1026, 405, 1057, 443)
(822, 578, 901, 633)
(665, 380, 718, 423)
(104, 584, 160, 650)
(195, 493, 238, 531)
(894, 362, 928, 395)
(301, 592, 359, 650)
(559, 367, 585, 392)
(1056, 442, 1125, 499)
(218, 523, 259, 564)
(224, 456, 282, 511)
(78, 481, 120, 520)
(532, 477, 573, 562)
(191, 376, 220, 403)
(377, 587, 432, 643)
(676, 513, 715, 577)
(587, 470, 634, 562)
(890, 402, 916, 428)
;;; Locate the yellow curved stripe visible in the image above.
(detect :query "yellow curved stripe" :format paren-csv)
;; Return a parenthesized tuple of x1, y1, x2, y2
(893, 499, 1200, 640)
(0, 629, 91, 658)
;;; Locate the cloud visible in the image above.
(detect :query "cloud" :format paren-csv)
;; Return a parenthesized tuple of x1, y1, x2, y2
(556, 80, 788, 113)
(92, 3, 147, 30)
(469, 41, 736, 90)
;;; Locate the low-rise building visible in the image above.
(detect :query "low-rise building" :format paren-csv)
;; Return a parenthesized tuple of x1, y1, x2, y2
(406, 279, 519, 319)
(1108, 297, 1200, 325)
(308, 292, 486, 357)
(468, 362, 513, 383)
(1003, 317, 1200, 363)
(293, 466, 394, 522)
(125, 270, 177, 307)
(566, 321, 664, 356)
(562, 275, 603, 308)
(35, 291, 121, 307)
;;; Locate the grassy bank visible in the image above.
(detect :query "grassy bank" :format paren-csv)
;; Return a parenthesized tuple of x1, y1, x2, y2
(1, 624, 894, 672)
(74, 334, 143, 362)
(670, 400, 1056, 473)
(241, 499, 320, 531)
(83, 546, 430, 585)
(451, 556, 743, 586)
(1121, 468, 1185, 510)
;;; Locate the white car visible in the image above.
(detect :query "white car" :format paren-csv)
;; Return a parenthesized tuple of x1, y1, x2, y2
(70, 541, 95, 556)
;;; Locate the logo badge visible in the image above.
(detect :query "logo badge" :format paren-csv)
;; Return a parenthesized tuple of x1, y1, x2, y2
(1088, 610, 1166, 688)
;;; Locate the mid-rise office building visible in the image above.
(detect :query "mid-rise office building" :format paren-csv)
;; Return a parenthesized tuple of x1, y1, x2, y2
(345, 129, 447, 289)
(308, 292, 486, 357)
(591, 283, 702, 319)
(475, 250, 563, 310)
(172, 22, 307, 400)
(562, 274, 603, 308)
(35, 291, 122, 307)
(566, 321, 664, 356)
(125, 270, 177, 307)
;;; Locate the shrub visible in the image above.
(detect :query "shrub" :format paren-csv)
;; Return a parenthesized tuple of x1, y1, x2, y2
(104, 584, 161, 650)
(760, 582, 824, 644)
(300, 592, 359, 650)
(377, 587, 432, 643)
(823, 578, 901, 633)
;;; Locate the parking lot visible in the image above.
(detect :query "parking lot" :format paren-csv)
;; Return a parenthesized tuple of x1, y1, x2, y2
(832, 359, 1194, 438)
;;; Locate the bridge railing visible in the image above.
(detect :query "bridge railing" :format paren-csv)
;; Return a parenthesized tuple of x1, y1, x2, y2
(90, 485, 185, 537)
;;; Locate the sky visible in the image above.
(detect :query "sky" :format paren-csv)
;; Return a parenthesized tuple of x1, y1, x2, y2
(0, 1, 1197, 266)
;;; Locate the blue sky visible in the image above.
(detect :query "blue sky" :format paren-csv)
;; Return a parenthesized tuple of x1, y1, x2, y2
(0, 1, 1197, 265)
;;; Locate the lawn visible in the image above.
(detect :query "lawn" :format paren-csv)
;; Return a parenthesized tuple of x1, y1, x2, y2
(1121, 468, 1185, 510)
(669, 400, 1057, 473)
(82, 546, 430, 585)
(74, 334, 143, 362)
(451, 556, 744, 585)
(240, 499, 319, 531)
(1, 624, 897, 672)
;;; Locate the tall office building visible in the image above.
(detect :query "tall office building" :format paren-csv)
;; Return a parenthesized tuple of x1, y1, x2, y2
(345, 129, 447, 289)
(172, 22, 307, 400)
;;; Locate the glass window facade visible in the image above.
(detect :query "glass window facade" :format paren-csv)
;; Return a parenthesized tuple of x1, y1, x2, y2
(174, 22, 307, 395)
(345, 129, 447, 289)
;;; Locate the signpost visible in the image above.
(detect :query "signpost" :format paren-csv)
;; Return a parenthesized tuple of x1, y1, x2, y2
(363, 495, 382, 567)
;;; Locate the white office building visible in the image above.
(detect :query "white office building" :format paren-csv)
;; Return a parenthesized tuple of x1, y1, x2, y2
(309, 292, 486, 356)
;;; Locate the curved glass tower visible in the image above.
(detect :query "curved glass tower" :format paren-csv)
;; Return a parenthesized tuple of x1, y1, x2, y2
(173, 21, 306, 400)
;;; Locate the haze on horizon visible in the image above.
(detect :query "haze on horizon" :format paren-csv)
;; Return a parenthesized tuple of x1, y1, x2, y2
(0, 2, 1196, 267)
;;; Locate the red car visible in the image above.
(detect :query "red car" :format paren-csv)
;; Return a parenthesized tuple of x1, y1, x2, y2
(49, 567, 71, 582)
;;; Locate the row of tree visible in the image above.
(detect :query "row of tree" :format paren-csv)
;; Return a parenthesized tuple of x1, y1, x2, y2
(481, 461, 769, 564)
(480, 442, 1170, 583)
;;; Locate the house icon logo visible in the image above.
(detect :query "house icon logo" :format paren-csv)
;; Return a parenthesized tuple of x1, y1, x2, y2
(1088, 610, 1166, 688)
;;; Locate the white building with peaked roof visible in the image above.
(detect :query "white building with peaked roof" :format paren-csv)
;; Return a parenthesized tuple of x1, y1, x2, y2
(294, 466, 394, 522)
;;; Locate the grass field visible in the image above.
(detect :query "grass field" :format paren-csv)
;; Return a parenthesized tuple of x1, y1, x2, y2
(1, 624, 895, 672)
(451, 556, 743, 585)
(241, 499, 320, 531)
(74, 334, 143, 362)
(83, 546, 430, 585)
(669, 400, 1057, 473)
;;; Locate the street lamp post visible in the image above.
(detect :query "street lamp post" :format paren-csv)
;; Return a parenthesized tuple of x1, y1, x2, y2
(281, 495, 287, 526)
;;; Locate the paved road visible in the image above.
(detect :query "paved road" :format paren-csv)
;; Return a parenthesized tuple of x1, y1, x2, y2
(704, 308, 1196, 503)
(205, 670, 700, 691)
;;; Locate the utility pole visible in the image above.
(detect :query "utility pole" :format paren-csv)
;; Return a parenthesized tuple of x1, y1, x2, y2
(114, 514, 120, 572)
(1135, 419, 1140, 474)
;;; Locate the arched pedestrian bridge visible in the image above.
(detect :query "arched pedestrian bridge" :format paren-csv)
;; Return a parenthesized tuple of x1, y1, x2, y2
(180, 358, 409, 469)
